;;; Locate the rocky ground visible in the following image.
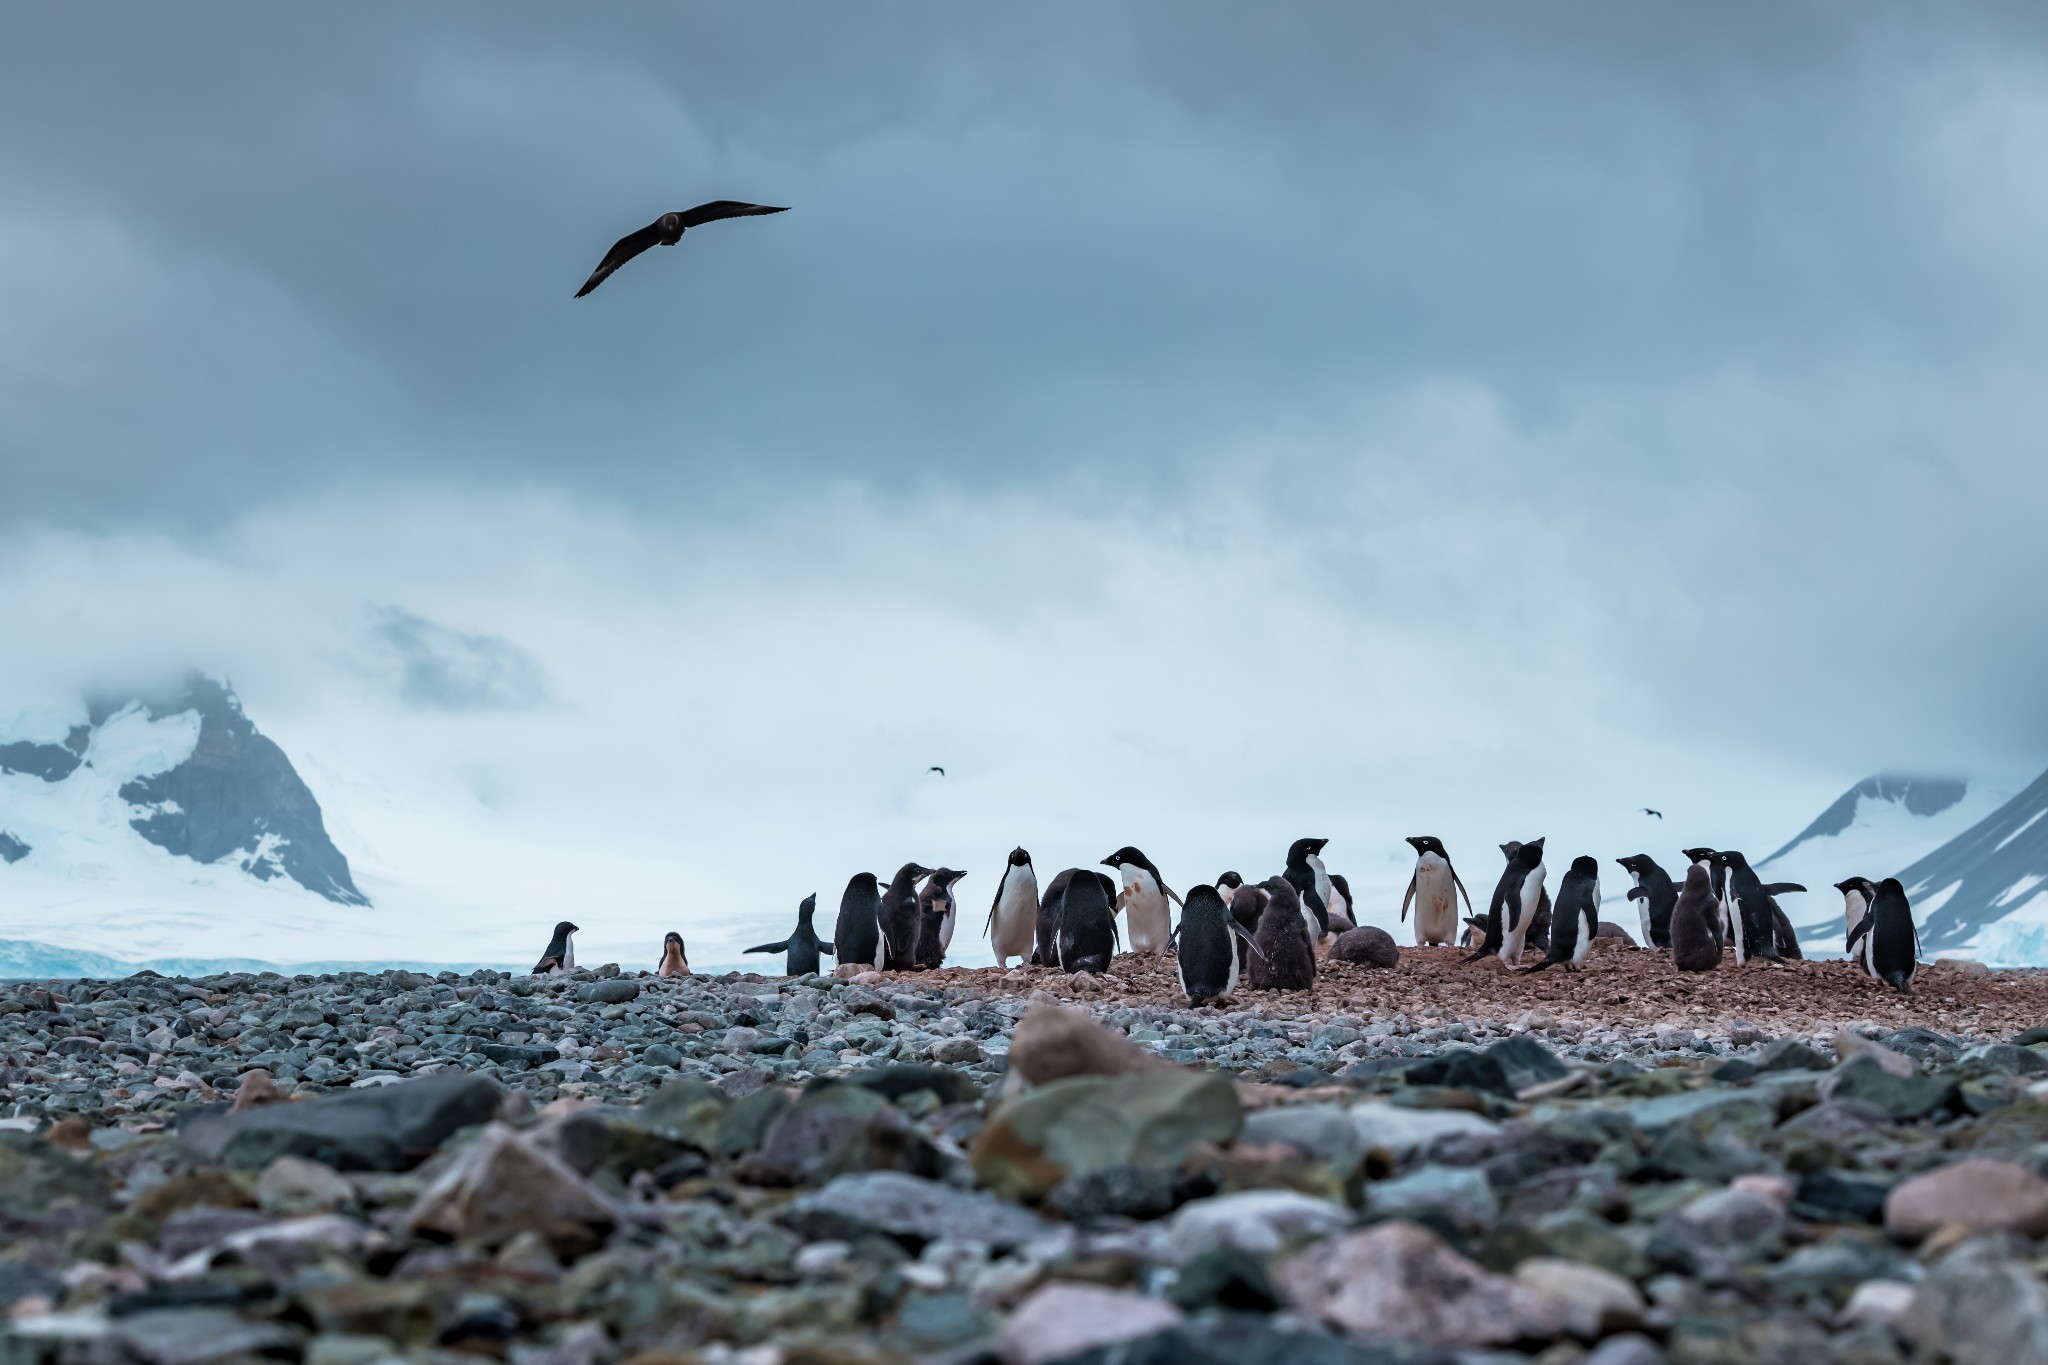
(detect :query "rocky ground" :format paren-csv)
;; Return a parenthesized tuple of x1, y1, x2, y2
(4, 945, 2048, 1364)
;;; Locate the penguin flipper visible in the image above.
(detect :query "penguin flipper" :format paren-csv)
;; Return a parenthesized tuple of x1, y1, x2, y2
(744, 940, 791, 955)
(1453, 870, 1475, 915)
(1845, 915, 1872, 955)
(1761, 882, 1806, 896)
(1228, 918, 1267, 961)
(1627, 886, 1647, 901)
(1400, 875, 1416, 922)
(817, 942, 835, 957)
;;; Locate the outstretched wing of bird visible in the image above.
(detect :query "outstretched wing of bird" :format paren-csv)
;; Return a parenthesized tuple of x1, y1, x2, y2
(675, 199, 789, 228)
(574, 202, 788, 297)
(744, 939, 791, 955)
(929, 766, 946, 776)
(575, 218, 670, 297)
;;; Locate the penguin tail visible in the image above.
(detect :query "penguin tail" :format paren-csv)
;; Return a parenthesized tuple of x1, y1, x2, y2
(744, 940, 790, 955)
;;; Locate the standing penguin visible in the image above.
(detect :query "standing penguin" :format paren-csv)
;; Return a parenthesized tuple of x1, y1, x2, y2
(1717, 851, 1802, 965)
(1055, 865, 1119, 974)
(1102, 846, 1178, 955)
(1177, 885, 1263, 1005)
(878, 862, 933, 970)
(914, 868, 967, 970)
(832, 872, 885, 973)
(1283, 838, 1332, 938)
(1616, 854, 1678, 951)
(1848, 877, 1919, 992)
(745, 894, 834, 976)
(1326, 873, 1358, 932)
(1216, 871, 1245, 903)
(987, 847, 1040, 969)
(1247, 877, 1318, 991)
(1033, 867, 1114, 965)
(1400, 836, 1473, 947)
(1669, 863, 1723, 972)
(1834, 876, 1877, 951)
(1468, 839, 1547, 967)
(1526, 856, 1600, 973)
(532, 921, 578, 975)
(1227, 882, 1268, 974)
(1501, 840, 1554, 952)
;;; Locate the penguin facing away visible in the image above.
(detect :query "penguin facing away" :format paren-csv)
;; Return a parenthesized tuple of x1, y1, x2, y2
(1102, 845, 1178, 954)
(1669, 864, 1723, 972)
(1283, 837, 1332, 937)
(914, 868, 967, 970)
(1055, 865, 1119, 974)
(1031, 867, 1113, 966)
(831, 872, 885, 973)
(1850, 877, 1920, 992)
(1468, 838, 1547, 967)
(878, 862, 933, 970)
(1526, 856, 1600, 973)
(1177, 884, 1264, 1005)
(987, 847, 1040, 970)
(746, 894, 833, 976)
(1834, 876, 1877, 951)
(1228, 882, 1269, 974)
(1247, 877, 1318, 991)
(532, 921, 579, 975)
(1401, 835, 1473, 947)
(658, 931, 691, 978)
(1616, 854, 1678, 951)
(1501, 839, 1554, 954)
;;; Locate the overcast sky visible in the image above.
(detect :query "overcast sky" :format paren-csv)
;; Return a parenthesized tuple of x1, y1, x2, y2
(4, 5, 2047, 964)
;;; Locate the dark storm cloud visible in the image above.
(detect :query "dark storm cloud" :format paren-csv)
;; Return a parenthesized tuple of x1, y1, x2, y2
(4, 3, 2047, 522)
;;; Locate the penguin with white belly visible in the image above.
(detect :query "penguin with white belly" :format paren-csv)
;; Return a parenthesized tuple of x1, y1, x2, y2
(1525, 856, 1599, 973)
(987, 847, 1040, 970)
(1467, 838, 1547, 967)
(1401, 836, 1473, 947)
(1102, 845, 1178, 955)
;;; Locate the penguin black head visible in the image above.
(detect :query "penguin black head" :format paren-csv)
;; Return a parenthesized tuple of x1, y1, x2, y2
(553, 920, 580, 936)
(1405, 835, 1448, 857)
(1102, 846, 1149, 869)
(1834, 876, 1876, 898)
(935, 868, 967, 889)
(1285, 838, 1329, 867)
(1182, 884, 1226, 915)
(1500, 840, 1520, 859)
(1568, 855, 1600, 877)
(798, 893, 818, 917)
(1504, 837, 1545, 868)
(1217, 871, 1243, 892)
(663, 930, 683, 947)
(1681, 847, 1717, 865)
(1007, 846, 1032, 868)
(1616, 854, 1648, 873)
(891, 862, 934, 884)
(1718, 849, 1750, 871)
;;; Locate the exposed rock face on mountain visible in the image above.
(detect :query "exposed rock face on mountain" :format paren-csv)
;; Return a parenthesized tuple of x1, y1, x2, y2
(109, 676, 368, 906)
(1905, 767, 2048, 956)
(1763, 773, 1969, 865)
(0, 673, 367, 907)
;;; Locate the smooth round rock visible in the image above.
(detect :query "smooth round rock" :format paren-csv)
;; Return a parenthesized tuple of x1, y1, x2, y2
(1329, 927, 1400, 969)
(1884, 1159, 2048, 1242)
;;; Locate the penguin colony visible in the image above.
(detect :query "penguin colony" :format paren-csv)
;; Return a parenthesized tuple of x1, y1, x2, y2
(535, 836, 1928, 1002)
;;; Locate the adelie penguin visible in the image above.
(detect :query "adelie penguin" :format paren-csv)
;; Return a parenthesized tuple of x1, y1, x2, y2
(1034, 867, 1118, 967)
(1834, 876, 1878, 952)
(1227, 882, 1268, 974)
(986, 848, 1039, 970)
(1283, 837, 1332, 940)
(1715, 851, 1804, 965)
(831, 872, 885, 973)
(1326, 874, 1358, 933)
(1848, 877, 1920, 992)
(532, 921, 578, 975)
(878, 862, 933, 971)
(1669, 864, 1723, 972)
(658, 931, 691, 978)
(1468, 838, 1547, 967)
(1401, 836, 1473, 947)
(914, 869, 967, 970)
(1055, 864, 1120, 974)
(1247, 877, 1317, 991)
(1616, 854, 1678, 950)
(1525, 856, 1600, 973)
(1103, 846, 1178, 955)
(745, 895, 833, 977)
(1177, 884, 1264, 1005)
(1502, 839, 1553, 953)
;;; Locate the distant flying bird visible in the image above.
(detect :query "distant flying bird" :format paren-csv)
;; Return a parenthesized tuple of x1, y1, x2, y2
(928, 766, 946, 776)
(1643, 808, 1663, 819)
(574, 201, 789, 297)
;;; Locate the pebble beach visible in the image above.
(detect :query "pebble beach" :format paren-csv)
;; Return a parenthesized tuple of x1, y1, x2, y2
(5, 943, 2048, 1364)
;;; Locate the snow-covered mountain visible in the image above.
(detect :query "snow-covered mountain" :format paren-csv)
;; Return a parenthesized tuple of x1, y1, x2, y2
(0, 673, 367, 920)
(1765, 767, 2048, 963)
